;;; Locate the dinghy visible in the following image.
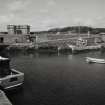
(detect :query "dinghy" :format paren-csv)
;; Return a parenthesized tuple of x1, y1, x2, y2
(0, 56, 24, 90)
(86, 57, 105, 64)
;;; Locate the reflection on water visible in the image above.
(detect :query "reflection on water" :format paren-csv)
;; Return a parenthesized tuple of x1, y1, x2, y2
(2, 51, 105, 105)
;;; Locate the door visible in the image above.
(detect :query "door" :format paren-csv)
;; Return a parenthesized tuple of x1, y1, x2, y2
(0, 37, 4, 43)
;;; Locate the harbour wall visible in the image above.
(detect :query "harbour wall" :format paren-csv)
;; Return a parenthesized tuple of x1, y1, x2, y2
(0, 33, 104, 53)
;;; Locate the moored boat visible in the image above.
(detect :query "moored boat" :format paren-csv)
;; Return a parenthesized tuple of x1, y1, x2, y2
(86, 57, 105, 64)
(0, 56, 24, 90)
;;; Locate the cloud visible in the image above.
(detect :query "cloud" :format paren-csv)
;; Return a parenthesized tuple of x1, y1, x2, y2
(73, 17, 95, 26)
(47, 0, 56, 6)
(73, 17, 83, 24)
(0, 13, 15, 31)
(39, 9, 49, 13)
(8, 0, 29, 12)
(0, 0, 104, 31)
(84, 19, 95, 26)
(0, 0, 30, 25)
(39, 0, 56, 13)
(0, 14, 15, 24)
(72, 17, 105, 28)
(94, 16, 105, 27)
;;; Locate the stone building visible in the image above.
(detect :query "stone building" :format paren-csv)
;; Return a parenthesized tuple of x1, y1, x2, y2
(0, 25, 32, 44)
(7, 25, 30, 35)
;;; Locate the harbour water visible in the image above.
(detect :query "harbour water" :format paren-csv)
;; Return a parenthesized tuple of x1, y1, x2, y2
(3, 51, 105, 105)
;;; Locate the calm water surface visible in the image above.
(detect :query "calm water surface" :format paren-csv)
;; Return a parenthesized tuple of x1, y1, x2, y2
(4, 51, 105, 105)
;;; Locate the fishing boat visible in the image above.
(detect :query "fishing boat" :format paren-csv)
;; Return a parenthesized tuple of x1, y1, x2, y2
(0, 56, 24, 90)
(86, 57, 105, 64)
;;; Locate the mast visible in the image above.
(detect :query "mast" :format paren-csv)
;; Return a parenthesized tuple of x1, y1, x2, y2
(78, 22, 80, 38)
(79, 25, 80, 37)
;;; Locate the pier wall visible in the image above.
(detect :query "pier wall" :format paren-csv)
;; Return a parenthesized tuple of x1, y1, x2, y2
(35, 33, 102, 44)
(0, 32, 103, 52)
(36, 36, 102, 46)
(35, 33, 91, 41)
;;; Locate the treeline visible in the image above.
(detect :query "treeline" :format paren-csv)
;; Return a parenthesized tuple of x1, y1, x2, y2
(30, 26, 105, 34)
(48, 26, 105, 34)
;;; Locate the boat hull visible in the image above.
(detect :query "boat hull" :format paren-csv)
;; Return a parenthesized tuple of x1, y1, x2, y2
(0, 69, 24, 90)
(86, 57, 105, 64)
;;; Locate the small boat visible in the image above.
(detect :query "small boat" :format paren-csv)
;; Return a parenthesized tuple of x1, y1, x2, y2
(86, 57, 105, 64)
(0, 56, 24, 90)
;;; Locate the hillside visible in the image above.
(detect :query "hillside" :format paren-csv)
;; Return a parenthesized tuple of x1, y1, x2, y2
(31, 26, 105, 34)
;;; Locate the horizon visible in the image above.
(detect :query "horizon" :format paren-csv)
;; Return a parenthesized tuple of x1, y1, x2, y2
(0, 0, 105, 31)
(0, 25, 105, 32)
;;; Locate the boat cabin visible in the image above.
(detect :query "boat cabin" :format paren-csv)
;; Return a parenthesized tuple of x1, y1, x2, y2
(0, 56, 11, 77)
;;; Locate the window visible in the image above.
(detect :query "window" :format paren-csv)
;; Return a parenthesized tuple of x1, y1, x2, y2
(16, 30, 22, 34)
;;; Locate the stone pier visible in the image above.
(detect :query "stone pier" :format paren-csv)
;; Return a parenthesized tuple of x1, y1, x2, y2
(0, 90, 12, 105)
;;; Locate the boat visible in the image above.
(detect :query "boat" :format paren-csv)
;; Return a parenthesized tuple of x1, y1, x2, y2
(86, 57, 105, 64)
(0, 56, 24, 90)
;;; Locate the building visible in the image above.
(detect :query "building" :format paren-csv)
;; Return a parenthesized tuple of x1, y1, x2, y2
(7, 25, 30, 35)
(99, 33, 105, 42)
(0, 25, 32, 44)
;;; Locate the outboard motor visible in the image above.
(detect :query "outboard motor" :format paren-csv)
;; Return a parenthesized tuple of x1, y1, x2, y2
(0, 56, 11, 77)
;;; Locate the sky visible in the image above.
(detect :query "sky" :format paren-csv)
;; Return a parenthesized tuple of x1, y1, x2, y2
(0, 0, 105, 31)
